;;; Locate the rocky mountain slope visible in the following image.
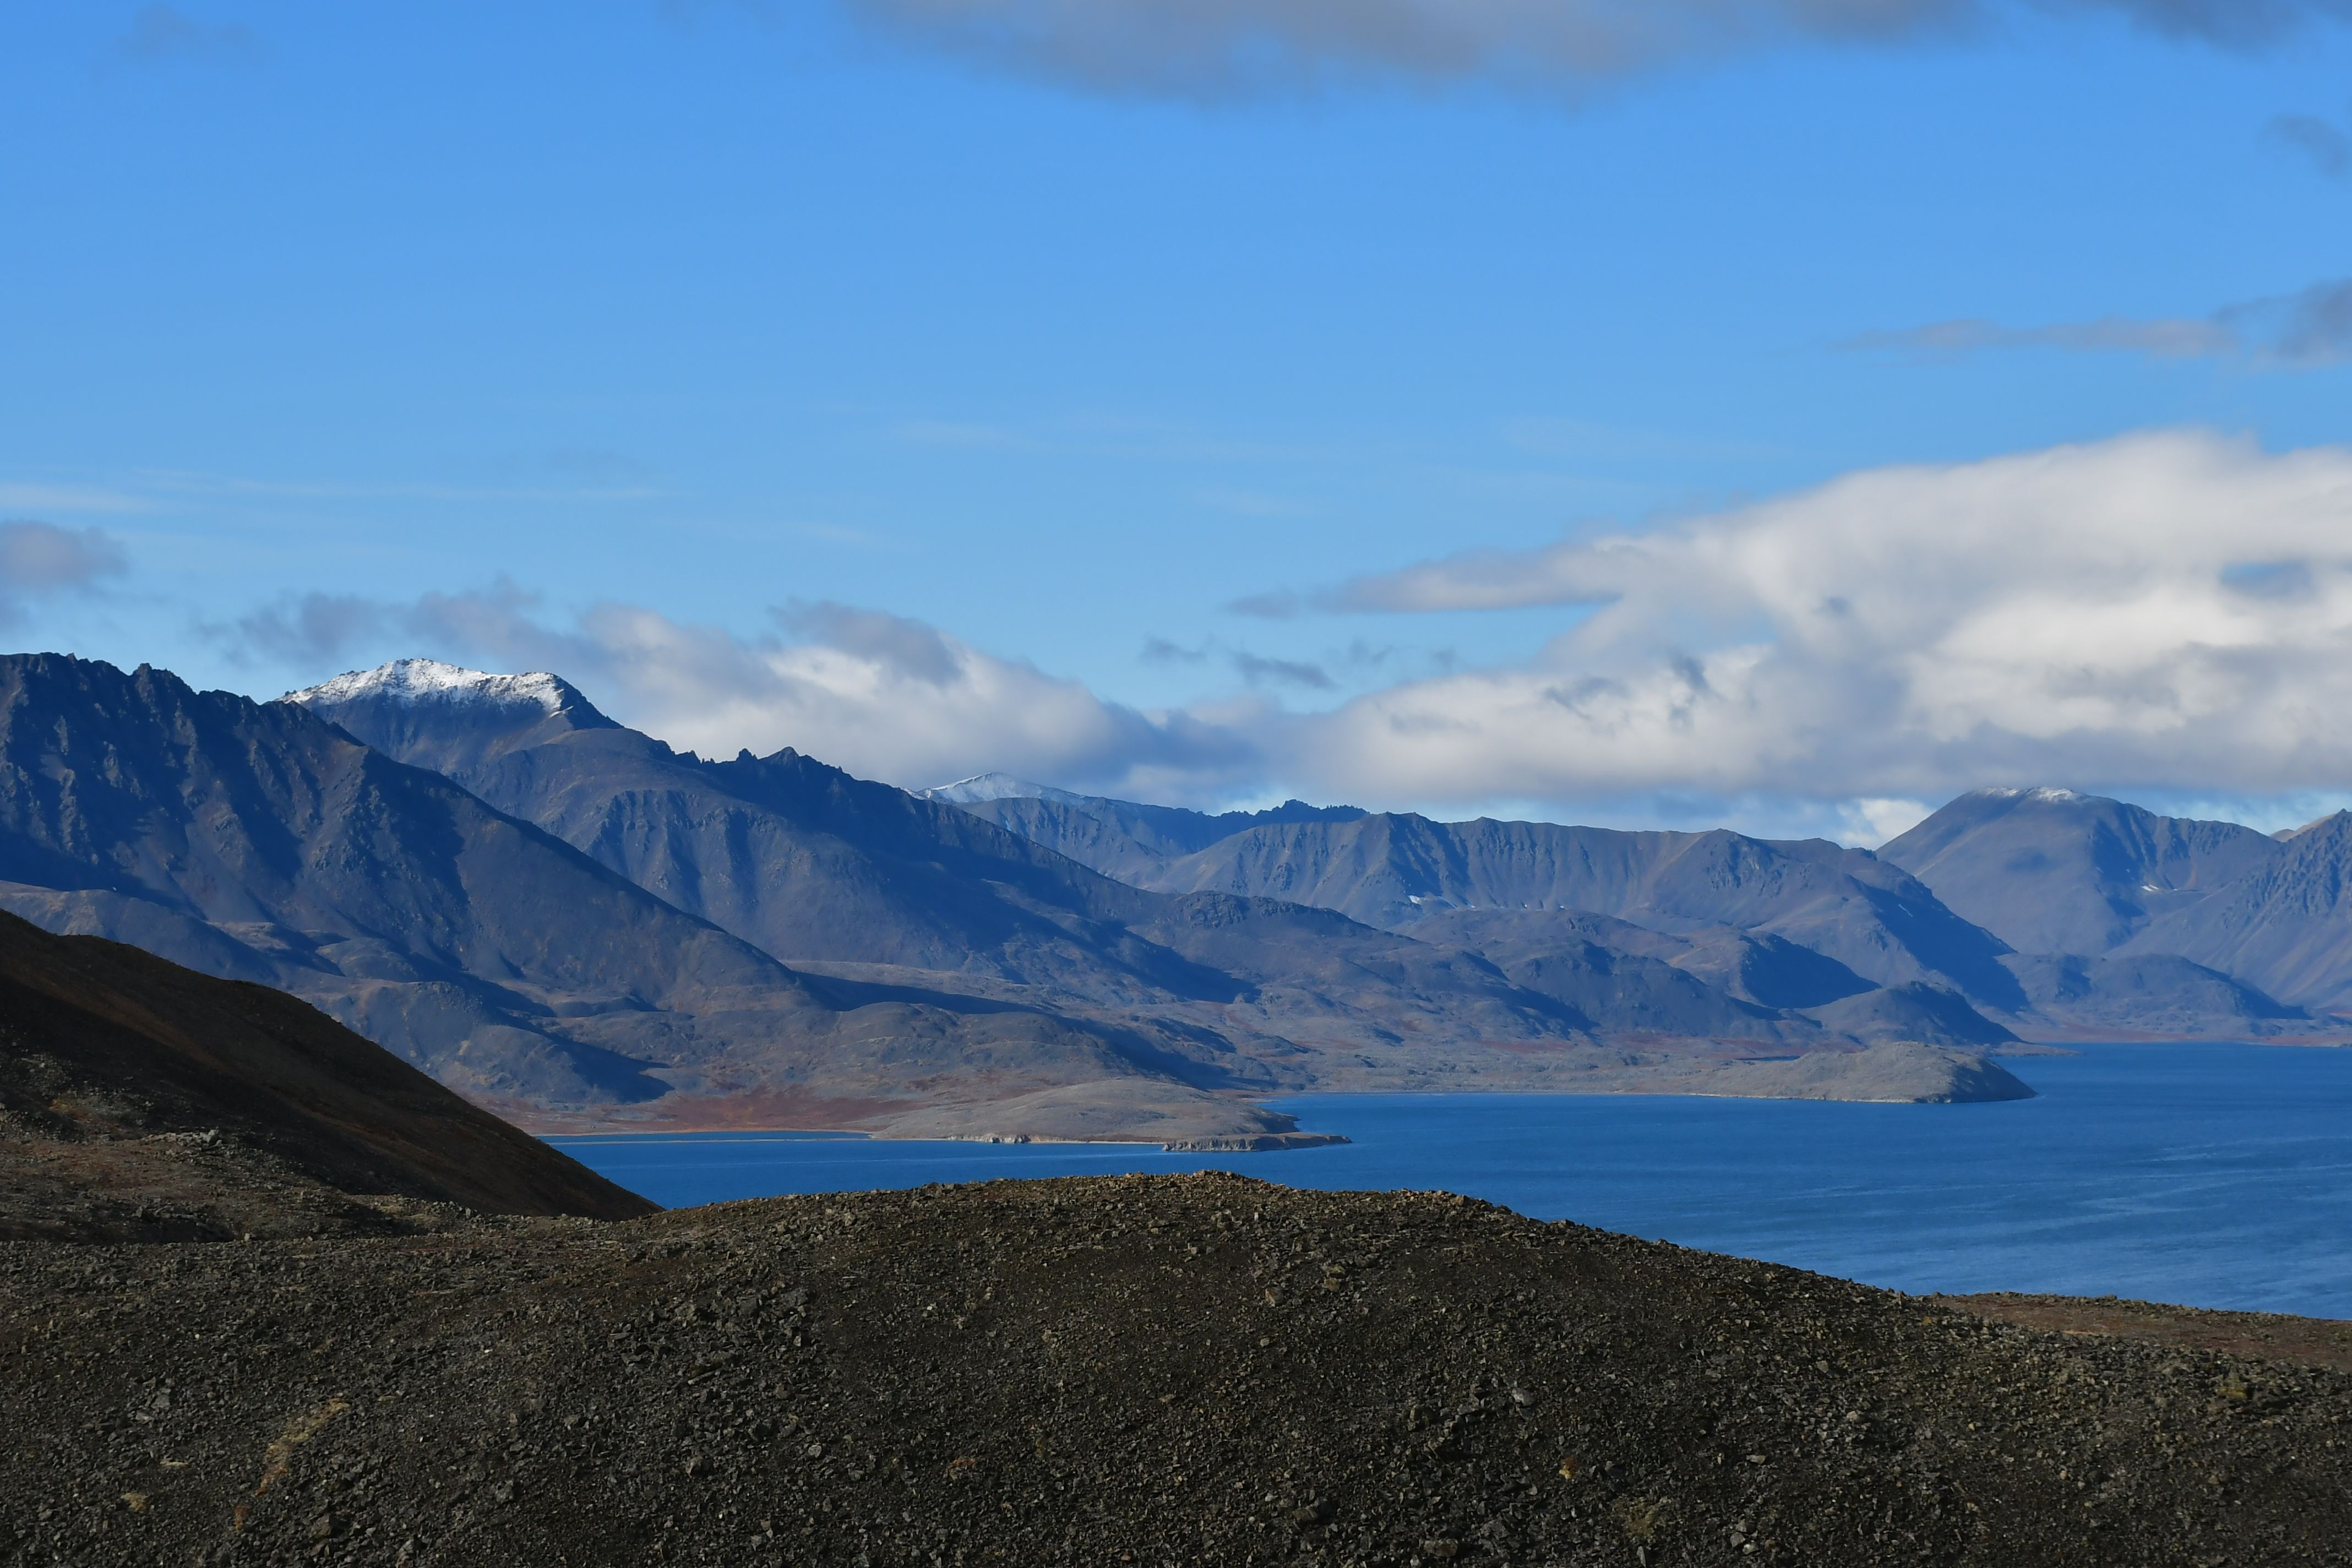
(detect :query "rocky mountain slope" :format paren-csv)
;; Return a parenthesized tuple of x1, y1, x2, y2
(0, 655, 1262, 1131)
(945, 778, 2032, 1046)
(1879, 787, 2282, 956)
(1012, 805, 2020, 1008)
(928, 772, 1368, 883)
(4, 1172, 2344, 1566)
(962, 775, 2352, 1040)
(272, 659, 2023, 1117)
(1877, 787, 2352, 1030)
(2122, 812, 2352, 1012)
(0, 908, 651, 1239)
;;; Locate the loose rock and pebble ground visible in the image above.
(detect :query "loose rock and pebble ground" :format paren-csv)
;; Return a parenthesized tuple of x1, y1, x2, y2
(5, 1172, 2348, 1566)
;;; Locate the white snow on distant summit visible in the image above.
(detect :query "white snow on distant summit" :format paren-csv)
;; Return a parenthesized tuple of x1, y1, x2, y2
(918, 771, 1090, 807)
(284, 658, 569, 714)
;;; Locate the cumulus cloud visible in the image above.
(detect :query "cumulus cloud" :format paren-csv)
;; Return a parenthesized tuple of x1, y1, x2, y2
(1305, 429, 2352, 805)
(0, 520, 128, 627)
(845, 0, 2352, 95)
(221, 430, 2352, 832)
(236, 584, 1260, 801)
(1847, 276, 2352, 367)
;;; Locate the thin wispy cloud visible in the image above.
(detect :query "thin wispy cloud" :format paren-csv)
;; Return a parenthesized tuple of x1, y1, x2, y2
(134, 469, 672, 504)
(1847, 276, 2352, 368)
(115, 4, 256, 63)
(845, 0, 2352, 96)
(2268, 110, 2351, 176)
(1232, 650, 1335, 690)
(1224, 590, 1303, 620)
(1139, 637, 1208, 664)
(0, 521, 128, 628)
(0, 483, 146, 515)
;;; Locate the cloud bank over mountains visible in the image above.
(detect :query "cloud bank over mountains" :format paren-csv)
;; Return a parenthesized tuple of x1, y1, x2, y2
(847, 0, 2352, 94)
(230, 584, 1263, 804)
(193, 429, 2352, 835)
(1309, 431, 2352, 809)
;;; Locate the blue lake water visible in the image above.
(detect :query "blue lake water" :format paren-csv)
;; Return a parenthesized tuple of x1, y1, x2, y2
(549, 1043, 2352, 1319)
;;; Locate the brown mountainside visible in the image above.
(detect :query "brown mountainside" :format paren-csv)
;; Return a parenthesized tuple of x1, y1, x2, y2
(0, 908, 654, 1237)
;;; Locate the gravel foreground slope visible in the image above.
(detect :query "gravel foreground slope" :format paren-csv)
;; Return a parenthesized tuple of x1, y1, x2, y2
(5, 1173, 2347, 1567)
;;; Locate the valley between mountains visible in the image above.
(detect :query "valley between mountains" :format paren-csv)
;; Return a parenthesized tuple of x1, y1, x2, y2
(5, 653, 2347, 1143)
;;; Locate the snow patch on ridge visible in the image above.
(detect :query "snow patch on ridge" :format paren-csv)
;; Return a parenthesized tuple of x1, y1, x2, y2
(285, 658, 569, 715)
(920, 772, 1090, 807)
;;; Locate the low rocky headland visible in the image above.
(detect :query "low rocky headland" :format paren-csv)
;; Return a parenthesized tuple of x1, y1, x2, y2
(7, 1173, 2348, 1567)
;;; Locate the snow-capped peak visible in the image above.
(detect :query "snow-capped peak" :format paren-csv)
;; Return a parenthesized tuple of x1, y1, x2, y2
(918, 771, 1089, 807)
(283, 658, 570, 714)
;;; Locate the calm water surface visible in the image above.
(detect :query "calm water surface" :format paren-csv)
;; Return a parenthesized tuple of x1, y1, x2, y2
(549, 1043, 2352, 1318)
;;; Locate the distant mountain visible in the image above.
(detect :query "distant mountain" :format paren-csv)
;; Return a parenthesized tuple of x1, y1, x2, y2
(937, 776, 1367, 885)
(946, 788, 2023, 1012)
(0, 907, 653, 1239)
(2000, 951, 2310, 1038)
(286, 663, 1603, 1060)
(286, 658, 2041, 1104)
(2121, 813, 2352, 1012)
(1878, 787, 2279, 956)
(1406, 907, 2011, 1047)
(0, 654, 1216, 1125)
(1402, 909, 1825, 1044)
(0, 654, 2063, 1131)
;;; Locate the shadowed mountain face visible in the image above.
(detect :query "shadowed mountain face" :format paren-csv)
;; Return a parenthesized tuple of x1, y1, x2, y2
(1406, 907, 2012, 1048)
(2122, 813, 2352, 1011)
(952, 791, 2024, 1012)
(286, 665, 1606, 1056)
(2000, 951, 2309, 1037)
(0, 908, 654, 1237)
(1879, 787, 2280, 956)
(1403, 908, 1822, 1043)
(933, 778, 1368, 885)
(283, 661, 2046, 1108)
(0, 655, 1230, 1123)
(296, 666, 1233, 999)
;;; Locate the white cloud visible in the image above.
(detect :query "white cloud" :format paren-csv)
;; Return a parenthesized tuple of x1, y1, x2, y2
(847, 0, 2352, 95)
(238, 586, 1261, 801)
(224, 428, 2352, 836)
(1303, 429, 2352, 805)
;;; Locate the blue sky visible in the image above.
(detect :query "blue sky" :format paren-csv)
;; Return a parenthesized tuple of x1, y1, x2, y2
(6, 2, 2352, 839)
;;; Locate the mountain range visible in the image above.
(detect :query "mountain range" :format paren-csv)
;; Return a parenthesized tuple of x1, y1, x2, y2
(954, 776, 2346, 1043)
(7, 651, 2342, 1137)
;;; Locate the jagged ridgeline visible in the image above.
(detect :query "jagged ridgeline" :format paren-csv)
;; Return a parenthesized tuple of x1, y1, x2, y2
(26, 650, 2333, 1139)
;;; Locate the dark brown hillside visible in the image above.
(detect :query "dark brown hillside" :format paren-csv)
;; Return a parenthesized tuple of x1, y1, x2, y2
(0, 909, 654, 1236)
(3, 1174, 2346, 1566)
